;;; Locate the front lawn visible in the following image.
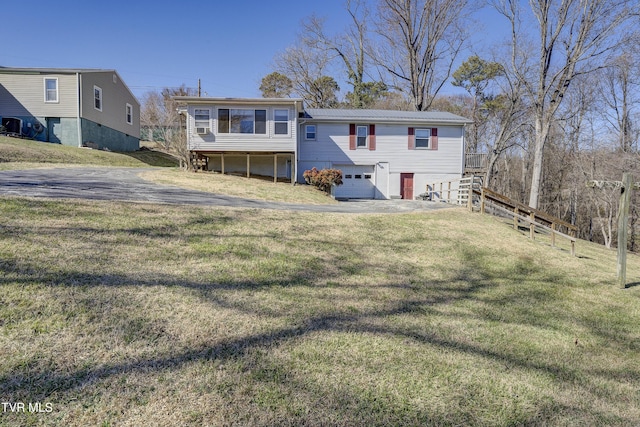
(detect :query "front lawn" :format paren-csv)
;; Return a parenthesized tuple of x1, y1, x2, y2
(0, 197, 638, 426)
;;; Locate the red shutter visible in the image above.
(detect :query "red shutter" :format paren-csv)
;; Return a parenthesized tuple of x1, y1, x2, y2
(431, 128, 438, 150)
(369, 124, 376, 150)
(408, 127, 415, 150)
(349, 124, 356, 150)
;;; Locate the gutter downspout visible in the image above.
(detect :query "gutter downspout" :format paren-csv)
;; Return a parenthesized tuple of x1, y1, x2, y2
(76, 72, 83, 147)
(460, 123, 466, 176)
(293, 100, 301, 186)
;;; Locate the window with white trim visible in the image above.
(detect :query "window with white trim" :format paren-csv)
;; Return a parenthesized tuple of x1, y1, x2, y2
(305, 124, 316, 140)
(415, 128, 431, 148)
(44, 78, 58, 103)
(274, 109, 289, 135)
(356, 125, 368, 148)
(126, 103, 133, 125)
(194, 109, 211, 133)
(218, 109, 266, 134)
(94, 86, 102, 111)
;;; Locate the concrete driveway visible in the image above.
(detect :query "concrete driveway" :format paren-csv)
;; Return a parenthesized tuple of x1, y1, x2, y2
(0, 167, 454, 214)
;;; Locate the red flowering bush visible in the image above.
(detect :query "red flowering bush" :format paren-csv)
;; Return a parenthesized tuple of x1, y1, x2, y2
(303, 167, 343, 194)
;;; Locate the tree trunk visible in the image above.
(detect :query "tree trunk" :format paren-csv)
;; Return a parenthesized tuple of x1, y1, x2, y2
(485, 151, 500, 189)
(528, 117, 548, 209)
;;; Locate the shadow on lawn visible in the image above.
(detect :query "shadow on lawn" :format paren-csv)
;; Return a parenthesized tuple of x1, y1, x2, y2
(2, 247, 636, 425)
(119, 148, 179, 167)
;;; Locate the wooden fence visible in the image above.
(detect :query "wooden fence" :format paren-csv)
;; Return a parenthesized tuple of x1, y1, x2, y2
(476, 187, 578, 256)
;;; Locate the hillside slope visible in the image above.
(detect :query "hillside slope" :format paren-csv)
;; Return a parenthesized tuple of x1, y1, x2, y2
(0, 135, 177, 167)
(0, 196, 638, 426)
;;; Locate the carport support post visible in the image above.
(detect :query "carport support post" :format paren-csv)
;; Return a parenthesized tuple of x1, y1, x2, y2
(221, 153, 225, 175)
(274, 154, 278, 184)
(246, 154, 250, 178)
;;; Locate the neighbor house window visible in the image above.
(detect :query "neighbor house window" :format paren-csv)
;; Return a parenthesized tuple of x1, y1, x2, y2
(126, 103, 133, 125)
(194, 109, 210, 132)
(356, 125, 368, 147)
(415, 128, 431, 148)
(94, 86, 102, 111)
(305, 125, 316, 140)
(217, 109, 266, 134)
(44, 78, 58, 103)
(274, 109, 289, 135)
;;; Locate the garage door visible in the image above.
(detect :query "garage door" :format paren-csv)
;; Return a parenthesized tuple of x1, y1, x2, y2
(334, 165, 375, 199)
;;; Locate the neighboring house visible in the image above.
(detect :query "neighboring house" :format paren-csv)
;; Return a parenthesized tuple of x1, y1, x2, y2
(177, 96, 471, 200)
(0, 67, 140, 151)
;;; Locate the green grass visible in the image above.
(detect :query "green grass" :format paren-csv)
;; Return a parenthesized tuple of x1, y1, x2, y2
(0, 136, 335, 204)
(0, 135, 178, 168)
(0, 197, 638, 426)
(140, 169, 338, 205)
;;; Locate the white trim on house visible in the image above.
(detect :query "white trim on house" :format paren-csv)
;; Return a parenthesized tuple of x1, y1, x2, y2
(305, 124, 316, 140)
(356, 125, 368, 148)
(415, 128, 431, 149)
(44, 77, 59, 103)
(126, 103, 133, 125)
(274, 108, 290, 136)
(94, 85, 102, 111)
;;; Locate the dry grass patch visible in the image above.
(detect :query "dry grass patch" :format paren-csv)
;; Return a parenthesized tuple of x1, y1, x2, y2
(0, 197, 639, 426)
(140, 168, 338, 204)
(0, 135, 177, 168)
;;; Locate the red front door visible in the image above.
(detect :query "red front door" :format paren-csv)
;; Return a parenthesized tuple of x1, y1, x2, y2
(401, 173, 414, 200)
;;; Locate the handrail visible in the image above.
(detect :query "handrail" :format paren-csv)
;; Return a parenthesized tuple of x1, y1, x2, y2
(423, 175, 482, 205)
(465, 153, 488, 170)
(476, 187, 578, 236)
(487, 202, 576, 256)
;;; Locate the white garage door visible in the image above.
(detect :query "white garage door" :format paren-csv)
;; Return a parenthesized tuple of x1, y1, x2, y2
(334, 165, 375, 199)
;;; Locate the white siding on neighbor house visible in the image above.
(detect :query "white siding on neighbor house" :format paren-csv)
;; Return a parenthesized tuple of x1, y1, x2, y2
(80, 71, 140, 138)
(297, 122, 464, 198)
(187, 104, 297, 152)
(0, 73, 78, 117)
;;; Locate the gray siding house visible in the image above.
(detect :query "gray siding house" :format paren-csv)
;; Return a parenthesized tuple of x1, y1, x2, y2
(177, 96, 470, 199)
(0, 67, 140, 151)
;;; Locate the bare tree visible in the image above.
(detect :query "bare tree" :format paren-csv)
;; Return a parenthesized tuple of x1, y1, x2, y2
(451, 55, 529, 186)
(483, 75, 530, 187)
(495, 0, 637, 209)
(598, 53, 640, 154)
(305, 0, 377, 108)
(273, 43, 340, 107)
(140, 85, 196, 169)
(374, 0, 473, 111)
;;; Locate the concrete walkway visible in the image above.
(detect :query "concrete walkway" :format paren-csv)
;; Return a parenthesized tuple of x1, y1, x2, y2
(0, 167, 455, 214)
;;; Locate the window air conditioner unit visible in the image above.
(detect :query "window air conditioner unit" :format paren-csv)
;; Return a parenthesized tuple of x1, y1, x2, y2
(196, 127, 209, 135)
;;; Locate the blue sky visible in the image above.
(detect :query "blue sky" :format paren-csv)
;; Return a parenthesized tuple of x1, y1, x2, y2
(2, 0, 508, 101)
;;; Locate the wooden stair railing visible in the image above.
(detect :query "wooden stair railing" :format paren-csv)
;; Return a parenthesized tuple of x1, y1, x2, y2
(475, 187, 578, 256)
